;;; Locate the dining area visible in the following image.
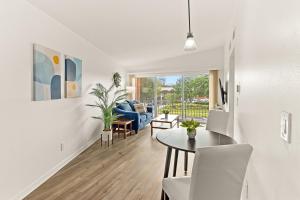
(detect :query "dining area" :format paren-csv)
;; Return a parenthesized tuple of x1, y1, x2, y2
(155, 110, 253, 200)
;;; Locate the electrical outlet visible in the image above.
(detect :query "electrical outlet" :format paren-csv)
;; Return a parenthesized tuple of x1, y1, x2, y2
(60, 143, 64, 152)
(281, 111, 291, 143)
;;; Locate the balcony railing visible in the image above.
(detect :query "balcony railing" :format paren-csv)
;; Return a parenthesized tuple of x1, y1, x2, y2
(157, 101, 209, 123)
(139, 98, 209, 123)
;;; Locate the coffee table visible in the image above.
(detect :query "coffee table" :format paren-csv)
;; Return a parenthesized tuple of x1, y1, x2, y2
(150, 114, 179, 136)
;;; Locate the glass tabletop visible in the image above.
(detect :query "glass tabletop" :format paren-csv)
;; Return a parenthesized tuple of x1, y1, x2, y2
(152, 114, 179, 123)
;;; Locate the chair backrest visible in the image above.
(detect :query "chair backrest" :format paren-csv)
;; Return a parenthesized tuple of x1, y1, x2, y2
(189, 144, 253, 200)
(206, 110, 229, 134)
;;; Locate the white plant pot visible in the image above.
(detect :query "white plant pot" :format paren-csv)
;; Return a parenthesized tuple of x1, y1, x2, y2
(101, 130, 112, 142)
(187, 129, 197, 140)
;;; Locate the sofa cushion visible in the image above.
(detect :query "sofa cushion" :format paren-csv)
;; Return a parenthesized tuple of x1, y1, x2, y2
(117, 102, 132, 111)
(146, 105, 154, 113)
(144, 112, 153, 120)
(126, 100, 139, 111)
(134, 103, 146, 113)
(140, 113, 147, 122)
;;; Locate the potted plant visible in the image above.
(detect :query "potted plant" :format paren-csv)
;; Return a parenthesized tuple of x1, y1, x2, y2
(180, 119, 201, 140)
(87, 72, 127, 142)
(162, 109, 170, 119)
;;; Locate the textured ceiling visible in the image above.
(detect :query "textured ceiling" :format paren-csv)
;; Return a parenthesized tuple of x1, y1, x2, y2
(28, 0, 235, 66)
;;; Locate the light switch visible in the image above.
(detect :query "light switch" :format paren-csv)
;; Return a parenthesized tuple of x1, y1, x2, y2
(280, 111, 291, 143)
(236, 84, 240, 93)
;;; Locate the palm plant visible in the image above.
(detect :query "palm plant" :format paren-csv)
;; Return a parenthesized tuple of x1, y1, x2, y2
(87, 73, 127, 131)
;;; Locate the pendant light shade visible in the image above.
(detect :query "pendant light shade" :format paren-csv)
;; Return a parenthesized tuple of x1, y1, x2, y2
(184, 0, 197, 51)
(184, 32, 197, 51)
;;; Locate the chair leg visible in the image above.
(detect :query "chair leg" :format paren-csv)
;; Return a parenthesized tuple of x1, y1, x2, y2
(161, 147, 172, 200)
(161, 190, 169, 200)
(184, 151, 188, 175)
(173, 149, 179, 177)
(165, 193, 169, 200)
(161, 191, 164, 200)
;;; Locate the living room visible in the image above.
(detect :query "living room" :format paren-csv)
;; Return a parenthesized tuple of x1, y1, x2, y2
(1, 0, 300, 200)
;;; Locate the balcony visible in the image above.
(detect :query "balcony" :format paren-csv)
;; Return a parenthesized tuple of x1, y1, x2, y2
(157, 100, 209, 124)
(128, 74, 210, 124)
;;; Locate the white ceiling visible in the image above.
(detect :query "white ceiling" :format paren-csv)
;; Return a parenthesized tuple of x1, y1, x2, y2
(27, 0, 235, 66)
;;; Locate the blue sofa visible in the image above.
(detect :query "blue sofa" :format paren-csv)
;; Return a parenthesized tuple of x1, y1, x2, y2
(113, 100, 154, 133)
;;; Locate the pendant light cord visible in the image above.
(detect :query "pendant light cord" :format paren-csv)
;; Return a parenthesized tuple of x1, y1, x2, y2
(188, 0, 191, 33)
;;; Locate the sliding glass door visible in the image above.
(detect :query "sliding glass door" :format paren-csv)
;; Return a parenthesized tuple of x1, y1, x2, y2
(129, 73, 209, 123)
(136, 77, 155, 105)
(182, 75, 209, 122)
(157, 76, 183, 119)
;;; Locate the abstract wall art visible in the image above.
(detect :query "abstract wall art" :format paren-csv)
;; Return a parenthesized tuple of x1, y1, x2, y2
(65, 55, 82, 98)
(33, 44, 61, 101)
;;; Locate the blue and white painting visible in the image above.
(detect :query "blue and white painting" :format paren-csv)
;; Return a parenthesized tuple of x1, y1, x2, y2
(33, 44, 61, 101)
(65, 55, 82, 98)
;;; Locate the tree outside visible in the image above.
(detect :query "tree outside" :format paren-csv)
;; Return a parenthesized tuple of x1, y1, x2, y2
(170, 75, 209, 103)
(136, 74, 209, 121)
(158, 75, 209, 121)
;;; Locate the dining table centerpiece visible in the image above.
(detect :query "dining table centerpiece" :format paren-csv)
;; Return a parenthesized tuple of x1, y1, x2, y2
(180, 119, 201, 140)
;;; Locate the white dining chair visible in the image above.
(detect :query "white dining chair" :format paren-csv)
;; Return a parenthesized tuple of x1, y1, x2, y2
(206, 110, 229, 134)
(162, 144, 253, 200)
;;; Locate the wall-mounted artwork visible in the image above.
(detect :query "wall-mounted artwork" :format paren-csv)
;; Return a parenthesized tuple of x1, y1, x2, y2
(65, 55, 82, 98)
(33, 44, 61, 101)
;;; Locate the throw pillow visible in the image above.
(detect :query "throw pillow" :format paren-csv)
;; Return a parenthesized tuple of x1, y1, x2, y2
(117, 102, 132, 111)
(126, 100, 139, 111)
(134, 103, 146, 113)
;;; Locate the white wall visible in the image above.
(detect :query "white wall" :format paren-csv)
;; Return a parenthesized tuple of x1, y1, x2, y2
(224, 0, 300, 199)
(0, 1, 124, 199)
(126, 47, 224, 74)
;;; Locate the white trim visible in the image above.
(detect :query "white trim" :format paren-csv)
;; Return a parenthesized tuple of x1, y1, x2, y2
(127, 70, 211, 77)
(10, 136, 99, 200)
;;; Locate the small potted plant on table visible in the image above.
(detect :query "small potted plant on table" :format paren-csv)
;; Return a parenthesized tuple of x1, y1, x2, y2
(180, 119, 201, 140)
(162, 109, 170, 119)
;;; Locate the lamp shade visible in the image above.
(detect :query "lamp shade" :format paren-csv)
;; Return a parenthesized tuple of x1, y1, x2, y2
(184, 33, 197, 51)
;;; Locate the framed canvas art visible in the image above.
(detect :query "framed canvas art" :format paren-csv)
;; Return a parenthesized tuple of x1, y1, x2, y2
(65, 55, 82, 98)
(33, 44, 61, 101)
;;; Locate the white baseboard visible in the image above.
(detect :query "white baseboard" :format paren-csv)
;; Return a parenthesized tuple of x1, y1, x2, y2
(10, 136, 99, 200)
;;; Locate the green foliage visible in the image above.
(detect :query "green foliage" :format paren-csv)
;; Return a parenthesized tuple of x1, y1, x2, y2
(139, 78, 162, 103)
(138, 75, 208, 104)
(173, 75, 209, 102)
(164, 93, 177, 104)
(87, 73, 127, 131)
(162, 109, 170, 114)
(180, 119, 201, 132)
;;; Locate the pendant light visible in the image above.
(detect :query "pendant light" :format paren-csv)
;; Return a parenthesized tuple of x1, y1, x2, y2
(184, 0, 197, 51)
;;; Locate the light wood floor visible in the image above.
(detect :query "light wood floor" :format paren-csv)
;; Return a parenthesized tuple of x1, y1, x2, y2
(25, 126, 194, 200)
